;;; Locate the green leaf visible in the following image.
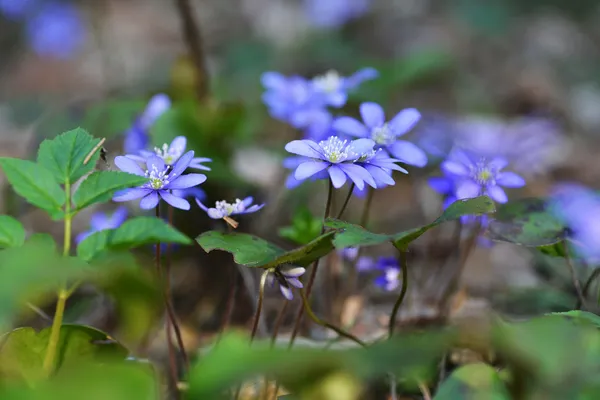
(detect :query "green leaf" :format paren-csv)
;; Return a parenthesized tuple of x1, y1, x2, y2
(195, 231, 335, 268)
(76, 230, 112, 262)
(0, 324, 128, 385)
(110, 217, 192, 248)
(0, 215, 25, 248)
(278, 206, 323, 245)
(433, 363, 510, 400)
(73, 171, 148, 210)
(325, 196, 495, 250)
(545, 310, 600, 329)
(36, 127, 101, 184)
(488, 198, 566, 246)
(0, 158, 65, 219)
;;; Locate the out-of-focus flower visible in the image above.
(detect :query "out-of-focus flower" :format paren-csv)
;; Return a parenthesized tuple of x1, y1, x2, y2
(124, 94, 171, 155)
(268, 267, 305, 300)
(333, 102, 427, 167)
(172, 186, 206, 202)
(304, 0, 371, 28)
(0, 0, 37, 19)
(285, 136, 378, 190)
(428, 174, 457, 210)
(113, 151, 206, 210)
(310, 68, 378, 108)
(440, 149, 525, 204)
(128, 136, 211, 172)
(76, 207, 127, 244)
(196, 197, 264, 228)
(25, 2, 85, 59)
(372, 257, 402, 291)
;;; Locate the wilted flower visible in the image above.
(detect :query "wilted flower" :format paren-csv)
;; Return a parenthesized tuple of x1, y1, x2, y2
(441, 149, 525, 203)
(310, 68, 378, 108)
(268, 267, 305, 300)
(127, 136, 211, 171)
(124, 94, 171, 155)
(304, 0, 371, 28)
(372, 257, 402, 291)
(196, 197, 264, 228)
(76, 207, 127, 244)
(333, 102, 427, 167)
(113, 151, 206, 210)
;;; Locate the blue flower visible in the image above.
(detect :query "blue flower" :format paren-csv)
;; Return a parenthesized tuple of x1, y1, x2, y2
(196, 197, 264, 227)
(440, 149, 525, 203)
(372, 257, 402, 291)
(428, 174, 458, 210)
(0, 0, 37, 20)
(356, 148, 408, 188)
(268, 267, 305, 300)
(25, 2, 85, 59)
(333, 102, 427, 167)
(76, 207, 128, 244)
(304, 0, 371, 28)
(310, 68, 378, 108)
(285, 136, 378, 190)
(124, 94, 171, 155)
(113, 151, 206, 210)
(127, 136, 211, 172)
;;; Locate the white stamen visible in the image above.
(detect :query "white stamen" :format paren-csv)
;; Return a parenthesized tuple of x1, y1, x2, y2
(145, 165, 169, 189)
(313, 70, 342, 93)
(154, 142, 184, 165)
(214, 198, 245, 217)
(370, 124, 395, 146)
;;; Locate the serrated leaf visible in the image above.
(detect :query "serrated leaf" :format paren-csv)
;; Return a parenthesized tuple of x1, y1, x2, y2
(0, 158, 65, 219)
(488, 198, 566, 246)
(195, 231, 335, 268)
(0, 215, 25, 248)
(433, 363, 510, 400)
(73, 171, 148, 210)
(36, 127, 101, 184)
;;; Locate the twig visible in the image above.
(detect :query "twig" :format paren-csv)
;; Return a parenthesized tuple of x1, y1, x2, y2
(578, 268, 600, 309)
(564, 241, 587, 309)
(388, 249, 409, 338)
(83, 137, 106, 165)
(418, 381, 432, 400)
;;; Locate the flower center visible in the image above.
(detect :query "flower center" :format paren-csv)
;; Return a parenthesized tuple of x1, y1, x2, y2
(215, 199, 244, 216)
(471, 159, 496, 186)
(319, 136, 351, 163)
(313, 70, 341, 93)
(154, 143, 183, 165)
(370, 124, 395, 146)
(145, 165, 169, 189)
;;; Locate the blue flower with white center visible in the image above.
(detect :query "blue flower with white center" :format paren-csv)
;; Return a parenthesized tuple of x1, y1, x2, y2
(310, 68, 378, 108)
(76, 207, 128, 244)
(333, 102, 427, 167)
(112, 151, 206, 210)
(196, 197, 264, 228)
(304, 0, 371, 28)
(124, 94, 171, 155)
(285, 136, 378, 190)
(356, 148, 408, 188)
(267, 267, 305, 300)
(372, 257, 402, 291)
(127, 136, 211, 172)
(441, 149, 525, 204)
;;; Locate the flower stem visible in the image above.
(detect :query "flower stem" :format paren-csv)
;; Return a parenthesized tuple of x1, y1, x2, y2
(578, 267, 600, 309)
(388, 249, 408, 339)
(263, 301, 289, 400)
(335, 183, 355, 219)
(563, 241, 587, 309)
(250, 270, 269, 343)
(216, 265, 238, 344)
(360, 187, 374, 227)
(42, 179, 73, 375)
(286, 180, 334, 350)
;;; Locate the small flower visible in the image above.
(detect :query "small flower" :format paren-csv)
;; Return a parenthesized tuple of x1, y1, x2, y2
(304, 0, 371, 28)
(128, 136, 211, 172)
(76, 207, 128, 244)
(441, 149, 525, 203)
(113, 151, 206, 210)
(124, 94, 171, 155)
(333, 102, 427, 167)
(311, 68, 378, 108)
(338, 247, 359, 261)
(268, 267, 305, 300)
(428, 174, 458, 210)
(372, 257, 402, 291)
(0, 0, 36, 20)
(285, 136, 378, 189)
(196, 197, 264, 228)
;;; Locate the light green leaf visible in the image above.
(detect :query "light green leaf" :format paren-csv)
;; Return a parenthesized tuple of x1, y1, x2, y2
(110, 217, 192, 248)
(36, 127, 101, 184)
(0, 158, 65, 219)
(76, 230, 111, 262)
(433, 363, 510, 400)
(545, 310, 600, 329)
(195, 231, 335, 268)
(73, 171, 148, 210)
(0, 215, 26, 248)
(323, 219, 390, 248)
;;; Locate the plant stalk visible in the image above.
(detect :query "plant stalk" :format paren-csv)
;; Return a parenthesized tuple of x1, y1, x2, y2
(388, 249, 409, 338)
(563, 241, 587, 309)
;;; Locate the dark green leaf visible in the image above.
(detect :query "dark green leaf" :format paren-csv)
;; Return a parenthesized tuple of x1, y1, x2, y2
(488, 198, 566, 246)
(433, 363, 510, 400)
(324, 219, 390, 248)
(195, 231, 335, 268)
(0, 215, 25, 248)
(36, 127, 101, 184)
(73, 171, 148, 210)
(545, 310, 600, 329)
(0, 158, 65, 219)
(110, 217, 191, 248)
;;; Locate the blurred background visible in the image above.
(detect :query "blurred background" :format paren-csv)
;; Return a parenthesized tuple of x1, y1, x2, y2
(1, 0, 600, 370)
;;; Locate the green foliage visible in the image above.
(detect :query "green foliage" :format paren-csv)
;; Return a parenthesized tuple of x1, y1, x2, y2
(278, 206, 323, 245)
(72, 171, 148, 210)
(0, 158, 65, 219)
(434, 363, 510, 400)
(0, 216, 25, 248)
(0, 325, 128, 384)
(546, 310, 600, 329)
(77, 217, 192, 261)
(488, 198, 566, 247)
(195, 230, 335, 268)
(326, 196, 495, 250)
(36, 127, 102, 184)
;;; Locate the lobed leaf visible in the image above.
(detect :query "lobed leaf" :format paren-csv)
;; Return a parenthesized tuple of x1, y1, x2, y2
(0, 215, 26, 248)
(0, 158, 65, 219)
(72, 171, 148, 210)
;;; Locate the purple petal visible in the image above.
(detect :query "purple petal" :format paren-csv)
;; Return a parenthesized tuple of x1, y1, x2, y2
(295, 161, 330, 180)
(125, 154, 147, 164)
(159, 191, 191, 210)
(356, 256, 375, 272)
(496, 172, 525, 188)
(389, 108, 421, 136)
(365, 166, 395, 187)
(388, 141, 428, 167)
(166, 173, 206, 189)
(261, 71, 286, 90)
(169, 136, 187, 155)
(345, 68, 378, 89)
(282, 267, 305, 278)
(332, 117, 369, 138)
(146, 155, 165, 173)
(328, 165, 347, 188)
(113, 188, 151, 202)
(114, 156, 146, 176)
(346, 138, 376, 158)
(242, 196, 254, 208)
(139, 94, 171, 129)
(139, 192, 160, 209)
(279, 285, 294, 300)
(488, 157, 508, 171)
(170, 150, 194, 178)
(207, 208, 225, 219)
(195, 198, 209, 211)
(110, 207, 128, 226)
(338, 163, 376, 190)
(456, 180, 481, 200)
(241, 204, 265, 214)
(487, 186, 508, 203)
(285, 140, 324, 158)
(360, 102, 385, 128)
(286, 277, 303, 288)
(428, 176, 454, 195)
(441, 160, 469, 177)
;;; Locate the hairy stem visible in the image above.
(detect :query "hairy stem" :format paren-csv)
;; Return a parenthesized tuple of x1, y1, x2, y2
(388, 249, 408, 338)
(335, 183, 355, 219)
(564, 241, 587, 309)
(287, 180, 334, 349)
